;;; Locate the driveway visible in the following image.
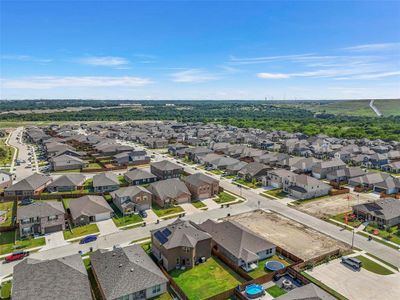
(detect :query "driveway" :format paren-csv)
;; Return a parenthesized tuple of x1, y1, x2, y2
(40, 231, 69, 251)
(143, 209, 159, 224)
(97, 219, 119, 236)
(202, 198, 220, 210)
(180, 203, 200, 215)
(306, 259, 400, 300)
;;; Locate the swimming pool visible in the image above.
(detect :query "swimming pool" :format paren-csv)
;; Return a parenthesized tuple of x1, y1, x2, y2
(265, 260, 285, 271)
(245, 284, 264, 298)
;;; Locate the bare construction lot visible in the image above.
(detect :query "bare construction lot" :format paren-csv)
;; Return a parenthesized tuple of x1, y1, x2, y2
(227, 210, 349, 261)
(293, 193, 377, 219)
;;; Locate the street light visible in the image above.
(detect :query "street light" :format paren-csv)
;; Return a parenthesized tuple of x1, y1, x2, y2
(351, 228, 355, 249)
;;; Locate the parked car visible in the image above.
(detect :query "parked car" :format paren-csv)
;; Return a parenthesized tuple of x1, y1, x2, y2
(20, 198, 34, 206)
(79, 235, 97, 244)
(4, 251, 29, 263)
(139, 210, 148, 218)
(341, 256, 362, 270)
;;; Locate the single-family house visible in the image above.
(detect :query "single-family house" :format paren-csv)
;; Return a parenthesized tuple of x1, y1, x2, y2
(4, 173, 52, 197)
(46, 174, 86, 193)
(93, 172, 120, 193)
(50, 154, 86, 171)
(91, 244, 168, 300)
(69, 195, 113, 226)
(110, 186, 152, 213)
(124, 169, 157, 185)
(263, 169, 297, 188)
(0, 170, 12, 190)
(353, 198, 400, 229)
(326, 167, 366, 184)
(113, 150, 150, 166)
(285, 174, 331, 200)
(150, 160, 184, 180)
(237, 162, 270, 181)
(147, 178, 191, 207)
(151, 219, 212, 271)
(311, 159, 346, 179)
(184, 173, 219, 200)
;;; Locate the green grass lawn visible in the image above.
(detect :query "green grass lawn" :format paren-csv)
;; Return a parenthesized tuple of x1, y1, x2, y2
(331, 212, 362, 228)
(364, 225, 400, 246)
(63, 223, 99, 240)
(266, 285, 287, 298)
(84, 162, 102, 169)
(192, 201, 206, 209)
(152, 203, 184, 217)
(262, 188, 288, 199)
(364, 253, 399, 271)
(0, 138, 15, 167)
(247, 255, 291, 279)
(0, 201, 14, 227)
(234, 178, 260, 189)
(113, 213, 143, 227)
(209, 169, 224, 175)
(170, 257, 245, 300)
(117, 175, 128, 185)
(0, 231, 46, 255)
(354, 255, 394, 275)
(0, 280, 11, 300)
(214, 191, 237, 204)
(223, 174, 236, 179)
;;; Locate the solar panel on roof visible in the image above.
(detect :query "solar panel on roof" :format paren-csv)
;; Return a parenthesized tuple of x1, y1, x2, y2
(154, 231, 168, 244)
(162, 228, 171, 237)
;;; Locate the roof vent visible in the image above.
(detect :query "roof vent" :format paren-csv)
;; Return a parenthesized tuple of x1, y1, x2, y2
(119, 264, 123, 268)
(130, 268, 134, 272)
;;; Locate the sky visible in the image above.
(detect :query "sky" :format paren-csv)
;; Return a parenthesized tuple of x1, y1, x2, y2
(1, 0, 400, 100)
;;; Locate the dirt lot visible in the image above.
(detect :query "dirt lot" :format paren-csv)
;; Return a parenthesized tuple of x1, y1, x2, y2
(227, 210, 349, 261)
(294, 192, 377, 219)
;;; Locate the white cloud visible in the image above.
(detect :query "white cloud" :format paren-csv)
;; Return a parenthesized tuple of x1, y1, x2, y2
(342, 42, 400, 52)
(1, 54, 52, 63)
(335, 71, 400, 80)
(229, 54, 313, 65)
(78, 56, 129, 66)
(1, 76, 152, 89)
(257, 73, 290, 79)
(170, 69, 220, 83)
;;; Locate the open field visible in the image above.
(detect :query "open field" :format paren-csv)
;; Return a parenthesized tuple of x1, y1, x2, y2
(293, 193, 375, 219)
(227, 210, 349, 261)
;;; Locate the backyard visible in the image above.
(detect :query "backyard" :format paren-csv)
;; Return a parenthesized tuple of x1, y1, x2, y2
(152, 203, 184, 218)
(63, 223, 99, 240)
(170, 257, 245, 300)
(0, 231, 46, 255)
(247, 255, 291, 279)
(213, 191, 237, 204)
(266, 285, 287, 298)
(0, 201, 14, 227)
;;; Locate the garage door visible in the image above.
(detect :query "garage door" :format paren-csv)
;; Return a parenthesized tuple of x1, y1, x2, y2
(198, 193, 210, 200)
(45, 224, 63, 234)
(95, 212, 111, 222)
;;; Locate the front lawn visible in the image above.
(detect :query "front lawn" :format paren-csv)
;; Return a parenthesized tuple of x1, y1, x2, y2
(209, 169, 223, 175)
(233, 179, 261, 189)
(170, 257, 244, 300)
(262, 188, 288, 199)
(0, 231, 46, 255)
(214, 191, 237, 204)
(0, 201, 14, 227)
(364, 225, 400, 246)
(354, 255, 394, 275)
(331, 212, 362, 228)
(0, 280, 11, 300)
(63, 223, 99, 240)
(247, 255, 291, 279)
(152, 204, 184, 218)
(266, 285, 287, 298)
(113, 213, 143, 227)
(192, 201, 206, 209)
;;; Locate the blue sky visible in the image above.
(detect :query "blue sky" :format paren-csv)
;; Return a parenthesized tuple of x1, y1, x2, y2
(1, 0, 400, 100)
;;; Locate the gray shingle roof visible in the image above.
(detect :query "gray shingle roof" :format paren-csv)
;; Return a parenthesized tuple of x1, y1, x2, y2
(47, 174, 86, 188)
(12, 254, 92, 300)
(147, 178, 190, 201)
(184, 172, 217, 187)
(90, 244, 168, 300)
(17, 201, 65, 220)
(124, 169, 157, 181)
(110, 185, 150, 198)
(93, 172, 119, 187)
(275, 283, 336, 300)
(353, 198, 400, 220)
(6, 173, 51, 192)
(151, 160, 183, 171)
(69, 195, 113, 219)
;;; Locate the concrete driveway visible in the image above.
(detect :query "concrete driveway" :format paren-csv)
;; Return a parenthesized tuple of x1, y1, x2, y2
(40, 231, 69, 251)
(97, 219, 119, 236)
(202, 198, 220, 210)
(306, 259, 400, 300)
(180, 203, 200, 215)
(143, 209, 159, 224)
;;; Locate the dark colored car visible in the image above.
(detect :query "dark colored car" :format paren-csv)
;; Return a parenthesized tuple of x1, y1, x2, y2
(79, 235, 97, 244)
(139, 210, 148, 218)
(20, 198, 34, 206)
(4, 251, 29, 263)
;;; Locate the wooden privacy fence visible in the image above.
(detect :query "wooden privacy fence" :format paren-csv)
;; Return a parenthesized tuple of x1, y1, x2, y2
(329, 188, 350, 196)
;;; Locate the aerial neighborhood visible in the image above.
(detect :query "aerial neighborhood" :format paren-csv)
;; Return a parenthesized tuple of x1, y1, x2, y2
(0, 120, 399, 300)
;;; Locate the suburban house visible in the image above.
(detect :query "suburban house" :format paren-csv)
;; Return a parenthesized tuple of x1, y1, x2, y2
(110, 185, 152, 213)
(382, 161, 400, 173)
(147, 178, 191, 207)
(373, 176, 400, 195)
(50, 154, 87, 171)
(144, 137, 169, 149)
(150, 160, 184, 180)
(168, 143, 188, 156)
(285, 174, 331, 200)
(46, 174, 86, 193)
(326, 166, 365, 184)
(348, 172, 391, 189)
(237, 162, 270, 181)
(352, 198, 400, 229)
(4, 173, 52, 197)
(93, 172, 120, 193)
(17, 201, 66, 236)
(151, 219, 212, 271)
(124, 168, 157, 185)
(311, 159, 346, 179)
(12, 254, 92, 300)
(91, 244, 168, 300)
(263, 169, 297, 188)
(184, 173, 219, 200)
(225, 161, 248, 175)
(113, 150, 150, 166)
(275, 284, 336, 300)
(199, 219, 276, 272)
(0, 170, 12, 190)
(69, 195, 113, 226)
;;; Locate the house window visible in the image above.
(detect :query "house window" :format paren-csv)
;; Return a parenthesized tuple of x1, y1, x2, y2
(143, 196, 147, 201)
(152, 284, 161, 294)
(182, 247, 190, 253)
(48, 215, 57, 221)
(176, 258, 180, 264)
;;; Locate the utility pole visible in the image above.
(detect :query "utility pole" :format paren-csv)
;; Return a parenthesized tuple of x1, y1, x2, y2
(351, 229, 355, 249)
